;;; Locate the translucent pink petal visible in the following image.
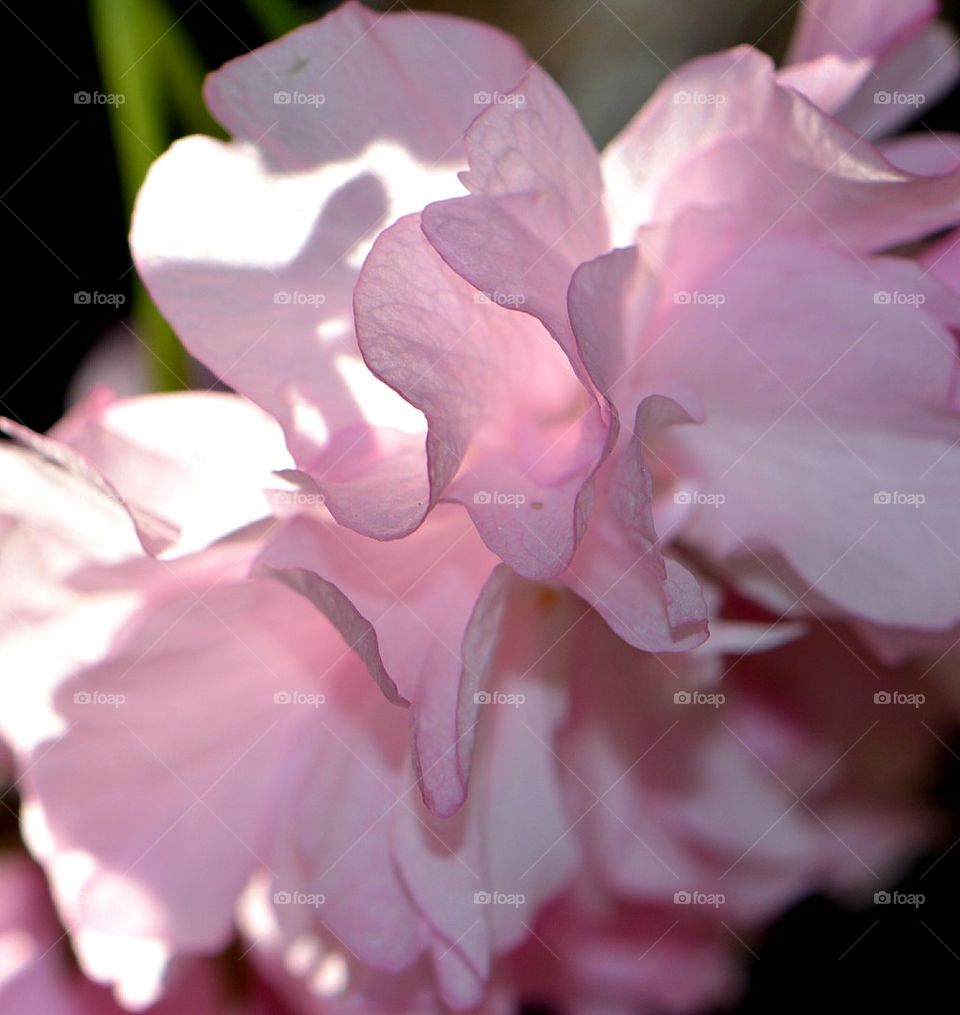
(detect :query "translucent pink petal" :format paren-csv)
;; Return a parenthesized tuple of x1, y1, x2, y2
(0, 418, 175, 559)
(421, 66, 610, 380)
(132, 1, 531, 541)
(23, 556, 316, 952)
(355, 213, 608, 577)
(564, 248, 708, 650)
(633, 210, 960, 629)
(883, 131, 960, 174)
(392, 585, 579, 1008)
(787, 0, 936, 64)
(51, 391, 288, 556)
(205, 1, 528, 170)
(561, 398, 708, 652)
(604, 47, 960, 252)
(255, 506, 508, 816)
(829, 22, 960, 138)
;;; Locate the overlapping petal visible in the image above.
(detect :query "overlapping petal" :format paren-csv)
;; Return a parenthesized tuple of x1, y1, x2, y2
(132, 1, 531, 540)
(781, 0, 955, 135)
(355, 213, 608, 579)
(255, 503, 509, 816)
(603, 46, 960, 251)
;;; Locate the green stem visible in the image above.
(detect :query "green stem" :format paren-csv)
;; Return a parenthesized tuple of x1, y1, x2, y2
(141, 0, 221, 137)
(89, 0, 192, 390)
(243, 0, 305, 39)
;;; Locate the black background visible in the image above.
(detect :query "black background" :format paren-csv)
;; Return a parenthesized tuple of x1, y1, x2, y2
(1, 1, 958, 1010)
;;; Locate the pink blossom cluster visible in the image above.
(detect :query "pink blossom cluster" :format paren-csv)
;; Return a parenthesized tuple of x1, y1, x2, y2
(2, 1, 960, 1011)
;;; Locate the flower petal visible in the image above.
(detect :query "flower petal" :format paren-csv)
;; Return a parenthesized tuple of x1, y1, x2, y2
(132, 1, 531, 541)
(355, 213, 608, 577)
(604, 46, 960, 252)
(255, 505, 508, 816)
(635, 211, 960, 629)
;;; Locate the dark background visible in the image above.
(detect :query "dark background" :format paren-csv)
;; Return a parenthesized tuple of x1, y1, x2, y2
(1, 1, 958, 1010)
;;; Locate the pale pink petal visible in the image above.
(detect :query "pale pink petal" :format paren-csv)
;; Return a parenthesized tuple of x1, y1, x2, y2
(238, 874, 444, 1014)
(0, 395, 286, 762)
(848, 617, 960, 665)
(776, 53, 874, 118)
(392, 584, 580, 1009)
(520, 899, 745, 1015)
(0, 419, 175, 559)
(921, 226, 960, 293)
(205, 1, 528, 170)
(566, 245, 658, 402)
(132, 2, 531, 541)
(0, 855, 86, 1014)
(560, 615, 824, 924)
(51, 391, 289, 556)
(355, 213, 608, 578)
(255, 505, 508, 816)
(783, 1, 960, 139)
(421, 66, 611, 384)
(787, 0, 936, 64)
(259, 679, 426, 974)
(729, 628, 946, 899)
(0, 854, 232, 1015)
(833, 23, 960, 138)
(629, 211, 960, 630)
(603, 48, 775, 242)
(564, 249, 708, 651)
(604, 47, 960, 252)
(780, 0, 941, 122)
(22, 553, 342, 967)
(882, 131, 960, 174)
(561, 400, 708, 653)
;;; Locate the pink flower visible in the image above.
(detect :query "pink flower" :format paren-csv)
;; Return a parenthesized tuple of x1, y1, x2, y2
(134, 0, 960, 678)
(392, 3, 960, 642)
(2, 2, 960, 1013)
(131, 0, 711, 680)
(127, 0, 960, 850)
(0, 393, 575, 1010)
(0, 393, 955, 1011)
